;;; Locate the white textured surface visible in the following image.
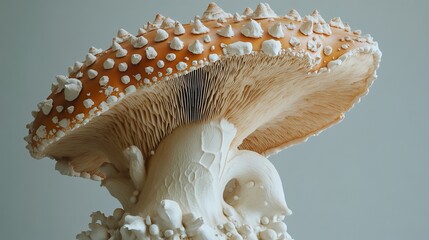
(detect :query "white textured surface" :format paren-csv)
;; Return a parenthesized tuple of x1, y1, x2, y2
(3, 1, 428, 240)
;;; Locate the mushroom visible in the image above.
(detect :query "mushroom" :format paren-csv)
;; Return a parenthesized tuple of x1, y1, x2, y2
(25, 2, 381, 239)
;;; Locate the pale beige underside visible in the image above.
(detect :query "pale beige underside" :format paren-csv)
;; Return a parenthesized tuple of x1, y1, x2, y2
(44, 52, 377, 176)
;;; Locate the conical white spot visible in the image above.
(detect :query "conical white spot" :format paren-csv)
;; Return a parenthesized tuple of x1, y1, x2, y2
(88, 46, 102, 55)
(85, 53, 96, 66)
(201, 2, 232, 21)
(233, 12, 242, 22)
(174, 21, 185, 35)
(117, 28, 131, 39)
(131, 54, 142, 65)
(285, 9, 302, 21)
(155, 29, 169, 42)
(299, 20, 314, 36)
(160, 17, 175, 29)
(289, 36, 300, 47)
(38, 99, 53, 115)
(268, 22, 284, 38)
(241, 19, 263, 38)
(116, 48, 128, 58)
(242, 7, 253, 16)
(118, 62, 128, 72)
(191, 19, 209, 34)
(329, 17, 345, 29)
(145, 47, 157, 60)
(252, 3, 278, 19)
(153, 13, 165, 25)
(137, 28, 147, 35)
(112, 41, 122, 51)
(217, 25, 234, 38)
(311, 10, 326, 24)
(103, 58, 115, 70)
(87, 69, 98, 79)
(130, 36, 148, 48)
(170, 37, 184, 50)
(188, 40, 204, 54)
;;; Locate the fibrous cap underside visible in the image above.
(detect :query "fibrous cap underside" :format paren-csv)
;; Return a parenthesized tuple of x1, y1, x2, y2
(43, 48, 380, 178)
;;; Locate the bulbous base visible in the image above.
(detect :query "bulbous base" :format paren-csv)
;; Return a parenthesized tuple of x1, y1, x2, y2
(77, 201, 294, 240)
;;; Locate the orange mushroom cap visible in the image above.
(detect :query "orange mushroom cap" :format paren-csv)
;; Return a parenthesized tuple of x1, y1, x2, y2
(25, 3, 381, 179)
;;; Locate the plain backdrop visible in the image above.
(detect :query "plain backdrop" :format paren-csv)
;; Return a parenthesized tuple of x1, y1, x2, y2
(1, 0, 428, 239)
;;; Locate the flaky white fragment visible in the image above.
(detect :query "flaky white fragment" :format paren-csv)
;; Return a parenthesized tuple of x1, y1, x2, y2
(323, 46, 333, 56)
(83, 99, 94, 109)
(99, 76, 109, 86)
(118, 63, 128, 72)
(145, 66, 154, 75)
(222, 41, 253, 56)
(166, 53, 176, 62)
(307, 39, 320, 52)
(203, 35, 211, 43)
(314, 23, 332, 35)
(131, 54, 142, 65)
(121, 75, 131, 84)
(63, 78, 82, 102)
(85, 53, 96, 66)
(67, 106, 74, 114)
(157, 60, 165, 68)
(145, 47, 157, 60)
(38, 99, 53, 115)
(88, 46, 102, 55)
(87, 69, 98, 79)
(209, 54, 219, 62)
(130, 36, 148, 49)
(176, 62, 187, 71)
(262, 39, 282, 56)
(103, 58, 115, 70)
(125, 85, 137, 95)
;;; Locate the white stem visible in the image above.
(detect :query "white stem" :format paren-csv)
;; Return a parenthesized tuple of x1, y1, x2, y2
(132, 119, 237, 227)
(100, 119, 292, 239)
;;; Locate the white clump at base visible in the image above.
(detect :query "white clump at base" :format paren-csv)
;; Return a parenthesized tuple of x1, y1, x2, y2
(76, 200, 294, 240)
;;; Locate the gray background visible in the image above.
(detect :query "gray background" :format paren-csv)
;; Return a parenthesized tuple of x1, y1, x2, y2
(1, 0, 427, 239)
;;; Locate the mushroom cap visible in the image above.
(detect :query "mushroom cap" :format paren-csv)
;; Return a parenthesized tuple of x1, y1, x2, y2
(25, 3, 381, 179)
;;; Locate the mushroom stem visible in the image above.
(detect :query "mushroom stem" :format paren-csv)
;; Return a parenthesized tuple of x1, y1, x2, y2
(132, 119, 237, 227)
(101, 118, 292, 239)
